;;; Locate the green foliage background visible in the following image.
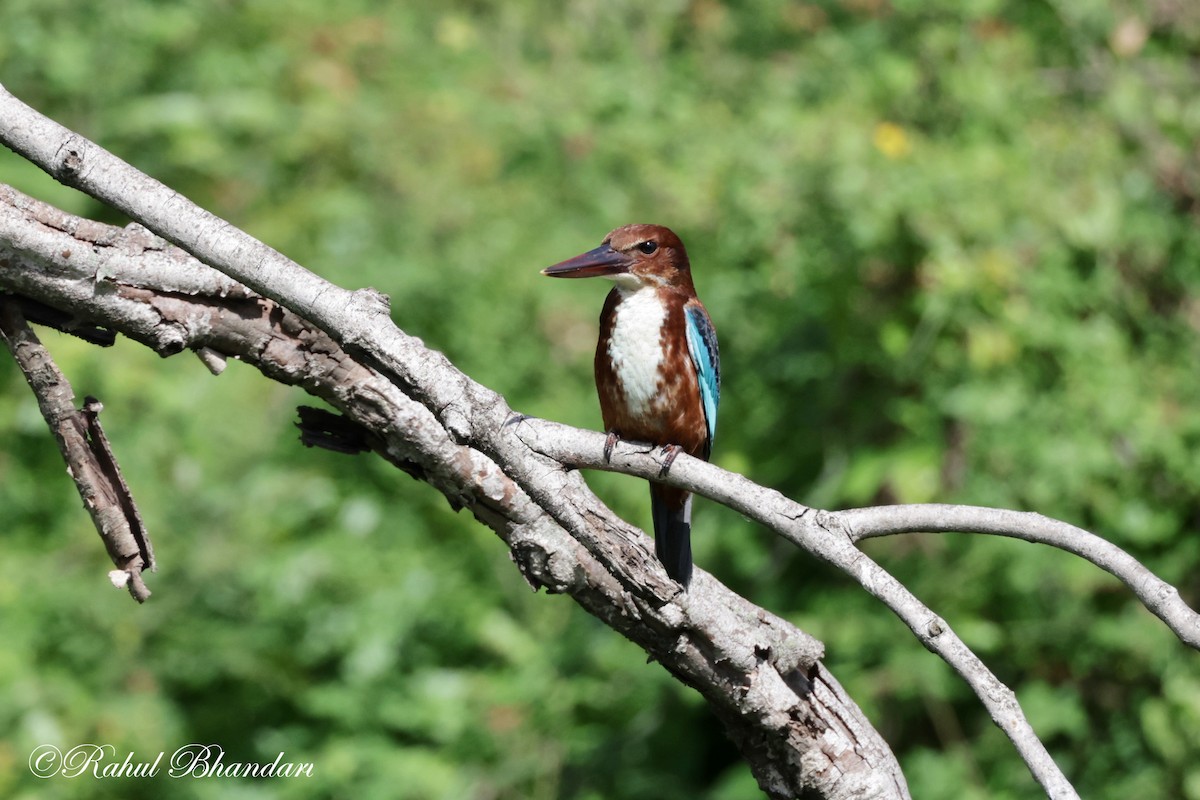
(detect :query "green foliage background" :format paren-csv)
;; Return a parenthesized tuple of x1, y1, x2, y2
(2, 1, 1199, 798)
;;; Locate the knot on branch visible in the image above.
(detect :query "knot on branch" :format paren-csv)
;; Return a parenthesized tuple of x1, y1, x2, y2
(509, 525, 584, 594)
(52, 136, 89, 186)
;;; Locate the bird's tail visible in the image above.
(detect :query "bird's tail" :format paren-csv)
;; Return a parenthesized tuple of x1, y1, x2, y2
(650, 484, 693, 587)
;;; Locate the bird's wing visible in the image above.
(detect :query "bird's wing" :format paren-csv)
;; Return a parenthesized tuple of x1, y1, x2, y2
(684, 304, 720, 455)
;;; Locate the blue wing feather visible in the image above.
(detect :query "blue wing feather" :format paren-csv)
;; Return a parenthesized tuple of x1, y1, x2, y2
(684, 304, 720, 456)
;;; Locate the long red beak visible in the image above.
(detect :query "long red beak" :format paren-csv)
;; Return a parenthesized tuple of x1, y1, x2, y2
(541, 243, 631, 278)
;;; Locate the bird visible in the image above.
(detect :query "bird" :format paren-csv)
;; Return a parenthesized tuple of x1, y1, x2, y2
(542, 224, 719, 587)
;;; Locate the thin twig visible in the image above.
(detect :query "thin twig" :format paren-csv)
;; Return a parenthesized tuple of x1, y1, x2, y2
(838, 504, 1200, 650)
(0, 297, 154, 601)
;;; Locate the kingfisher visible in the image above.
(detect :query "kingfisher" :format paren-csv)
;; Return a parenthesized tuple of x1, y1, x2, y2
(542, 224, 720, 587)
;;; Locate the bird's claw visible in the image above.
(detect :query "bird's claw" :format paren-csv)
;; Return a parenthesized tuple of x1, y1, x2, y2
(603, 431, 620, 463)
(658, 444, 683, 478)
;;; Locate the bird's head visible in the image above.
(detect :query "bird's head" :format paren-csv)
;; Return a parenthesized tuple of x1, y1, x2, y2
(541, 224, 694, 292)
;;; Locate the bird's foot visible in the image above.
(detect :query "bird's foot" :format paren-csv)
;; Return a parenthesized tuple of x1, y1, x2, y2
(603, 431, 620, 463)
(658, 444, 683, 478)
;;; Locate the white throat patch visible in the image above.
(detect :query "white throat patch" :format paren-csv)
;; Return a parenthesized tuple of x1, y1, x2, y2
(606, 285, 666, 417)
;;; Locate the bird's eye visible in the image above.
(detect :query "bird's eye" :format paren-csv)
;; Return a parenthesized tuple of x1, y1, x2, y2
(636, 240, 658, 255)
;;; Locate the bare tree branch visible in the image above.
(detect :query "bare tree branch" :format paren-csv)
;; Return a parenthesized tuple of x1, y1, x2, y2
(515, 419, 1089, 799)
(0, 296, 154, 601)
(0, 181, 909, 800)
(838, 504, 1200, 650)
(516, 421, 1200, 652)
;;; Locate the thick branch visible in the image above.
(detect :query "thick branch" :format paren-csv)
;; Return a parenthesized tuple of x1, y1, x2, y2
(514, 418, 1087, 800)
(0, 181, 908, 800)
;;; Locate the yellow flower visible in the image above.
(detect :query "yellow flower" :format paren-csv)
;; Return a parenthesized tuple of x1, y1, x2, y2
(873, 122, 911, 159)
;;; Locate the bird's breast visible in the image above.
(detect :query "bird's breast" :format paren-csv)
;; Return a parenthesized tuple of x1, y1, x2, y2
(603, 285, 667, 420)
